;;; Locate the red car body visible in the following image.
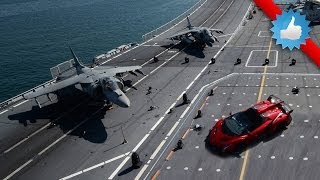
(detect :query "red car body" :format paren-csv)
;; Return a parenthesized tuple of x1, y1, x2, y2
(208, 95, 293, 153)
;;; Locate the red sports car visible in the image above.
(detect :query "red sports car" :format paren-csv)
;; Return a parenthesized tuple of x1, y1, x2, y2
(207, 95, 293, 153)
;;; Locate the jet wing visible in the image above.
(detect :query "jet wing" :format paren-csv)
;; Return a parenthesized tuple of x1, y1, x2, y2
(168, 29, 198, 40)
(93, 66, 142, 77)
(24, 74, 89, 99)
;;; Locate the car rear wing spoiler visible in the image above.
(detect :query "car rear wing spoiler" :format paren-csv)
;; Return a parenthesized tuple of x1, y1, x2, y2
(281, 102, 293, 114)
(267, 95, 283, 104)
(267, 95, 293, 114)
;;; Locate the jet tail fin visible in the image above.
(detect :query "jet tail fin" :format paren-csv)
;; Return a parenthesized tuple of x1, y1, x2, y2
(187, 16, 193, 30)
(69, 47, 85, 74)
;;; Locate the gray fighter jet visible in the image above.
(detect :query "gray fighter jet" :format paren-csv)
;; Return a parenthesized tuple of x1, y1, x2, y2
(24, 48, 142, 108)
(168, 16, 223, 47)
(290, 0, 320, 22)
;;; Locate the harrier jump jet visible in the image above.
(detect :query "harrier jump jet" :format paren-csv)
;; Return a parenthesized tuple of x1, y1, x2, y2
(24, 48, 142, 108)
(168, 16, 223, 48)
(290, 0, 320, 22)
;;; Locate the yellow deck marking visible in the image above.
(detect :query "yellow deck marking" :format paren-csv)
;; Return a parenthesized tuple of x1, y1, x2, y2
(239, 38, 272, 180)
(182, 129, 191, 140)
(165, 150, 174, 161)
(267, 37, 273, 59)
(199, 96, 210, 110)
(151, 170, 160, 180)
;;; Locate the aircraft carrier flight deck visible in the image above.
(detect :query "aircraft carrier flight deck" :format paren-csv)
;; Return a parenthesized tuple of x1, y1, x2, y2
(0, 0, 319, 180)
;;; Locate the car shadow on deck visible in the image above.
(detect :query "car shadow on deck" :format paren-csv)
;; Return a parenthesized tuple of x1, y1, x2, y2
(204, 128, 286, 158)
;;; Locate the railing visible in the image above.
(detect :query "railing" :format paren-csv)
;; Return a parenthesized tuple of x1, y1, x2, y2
(142, 0, 207, 41)
(93, 43, 138, 65)
(0, 79, 55, 110)
(0, 60, 76, 111)
(0, 0, 208, 110)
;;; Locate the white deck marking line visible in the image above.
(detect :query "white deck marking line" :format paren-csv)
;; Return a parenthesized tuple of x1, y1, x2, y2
(5, 45, 179, 179)
(3, 107, 104, 180)
(219, 33, 234, 38)
(142, 45, 162, 47)
(108, 156, 131, 180)
(140, 45, 176, 67)
(200, 0, 228, 26)
(135, 85, 219, 180)
(143, 0, 208, 39)
(0, 0, 206, 111)
(110, 2, 250, 179)
(209, 0, 235, 28)
(226, 45, 270, 48)
(0, 42, 174, 153)
(3, 159, 33, 180)
(135, 165, 149, 180)
(13, 100, 28, 108)
(3, 123, 50, 154)
(108, 76, 188, 179)
(143, 74, 235, 180)
(132, 134, 150, 152)
(166, 122, 180, 137)
(59, 152, 128, 180)
(101, 0, 208, 65)
(0, 109, 8, 115)
(141, 2, 254, 179)
(151, 117, 165, 131)
(144, 72, 320, 179)
(37, 133, 67, 156)
(141, 72, 319, 180)
(150, 140, 166, 160)
(125, 48, 183, 92)
(61, 171, 82, 180)
(245, 50, 278, 68)
(180, 106, 191, 118)
(2, 101, 85, 154)
(258, 31, 271, 37)
(1, 0, 203, 161)
(240, 73, 320, 76)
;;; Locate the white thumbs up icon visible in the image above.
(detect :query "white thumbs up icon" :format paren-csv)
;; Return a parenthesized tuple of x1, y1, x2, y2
(280, 16, 302, 40)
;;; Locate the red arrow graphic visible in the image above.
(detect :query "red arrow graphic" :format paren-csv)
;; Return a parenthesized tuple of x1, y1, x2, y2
(253, 0, 320, 67)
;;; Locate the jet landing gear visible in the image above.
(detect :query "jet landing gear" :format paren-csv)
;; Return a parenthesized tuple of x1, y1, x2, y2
(104, 100, 113, 110)
(197, 42, 206, 50)
(88, 99, 112, 110)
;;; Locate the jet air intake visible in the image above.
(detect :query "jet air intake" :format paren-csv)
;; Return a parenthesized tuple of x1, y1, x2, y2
(101, 77, 130, 108)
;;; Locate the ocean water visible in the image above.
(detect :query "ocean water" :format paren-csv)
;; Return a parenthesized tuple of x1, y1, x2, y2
(0, 0, 198, 102)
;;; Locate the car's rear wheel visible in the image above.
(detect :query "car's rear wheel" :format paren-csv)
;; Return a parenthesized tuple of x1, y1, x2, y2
(277, 121, 289, 131)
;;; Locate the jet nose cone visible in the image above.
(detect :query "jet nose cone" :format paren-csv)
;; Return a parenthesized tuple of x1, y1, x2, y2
(209, 37, 215, 43)
(118, 94, 130, 108)
(113, 89, 130, 108)
(104, 89, 131, 108)
(206, 41, 213, 47)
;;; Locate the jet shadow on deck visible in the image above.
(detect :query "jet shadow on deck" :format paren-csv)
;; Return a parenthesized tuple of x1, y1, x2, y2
(8, 87, 108, 144)
(161, 43, 206, 59)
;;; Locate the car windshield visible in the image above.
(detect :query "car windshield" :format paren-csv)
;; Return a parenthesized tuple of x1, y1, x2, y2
(222, 108, 262, 136)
